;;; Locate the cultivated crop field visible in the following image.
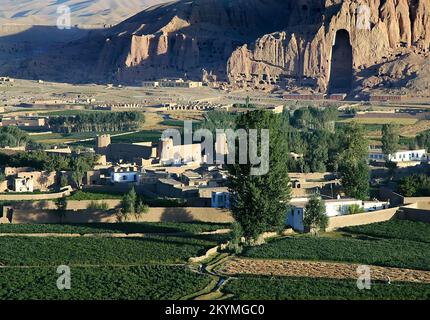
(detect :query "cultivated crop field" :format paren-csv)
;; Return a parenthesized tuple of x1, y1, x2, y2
(0, 235, 222, 266)
(340, 117, 418, 125)
(242, 236, 430, 270)
(0, 222, 230, 235)
(242, 220, 430, 271)
(223, 276, 430, 300)
(111, 130, 163, 143)
(0, 265, 211, 300)
(0, 221, 227, 300)
(343, 220, 430, 244)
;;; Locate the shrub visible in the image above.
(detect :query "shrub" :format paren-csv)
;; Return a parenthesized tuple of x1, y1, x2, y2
(86, 201, 109, 211)
(398, 174, 430, 197)
(348, 204, 365, 215)
(227, 222, 244, 254)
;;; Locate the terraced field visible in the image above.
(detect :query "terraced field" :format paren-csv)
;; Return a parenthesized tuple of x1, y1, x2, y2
(3, 219, 430, 300)
(218, 220, 430, 300)
(0, 222, 225, 300)
(0, 265, 211, 300)
(223, 276, 430, 300)
(0, 222, 230, 235)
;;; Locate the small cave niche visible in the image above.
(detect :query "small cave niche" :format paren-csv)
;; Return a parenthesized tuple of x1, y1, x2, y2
(328, 29, 353, 93)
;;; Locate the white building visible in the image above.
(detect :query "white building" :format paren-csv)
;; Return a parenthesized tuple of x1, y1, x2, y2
(141, 81, 160, 88)
(110, 166, 143, 184)
(389, 149, 428, 163)
(287, 197, 389, 232)
(368, 148, 428, 163)
(13, 177, 34, 193)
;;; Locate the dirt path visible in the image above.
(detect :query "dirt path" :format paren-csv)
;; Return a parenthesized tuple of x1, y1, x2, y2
(218, 258, 430, 284)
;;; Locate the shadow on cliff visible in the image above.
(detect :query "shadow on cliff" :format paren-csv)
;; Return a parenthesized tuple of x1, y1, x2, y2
(0, 0, 342, 85)
(0, 25, 107, 84)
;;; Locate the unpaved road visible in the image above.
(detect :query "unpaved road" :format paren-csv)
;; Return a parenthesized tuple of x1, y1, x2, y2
(219, 258, 430, 284)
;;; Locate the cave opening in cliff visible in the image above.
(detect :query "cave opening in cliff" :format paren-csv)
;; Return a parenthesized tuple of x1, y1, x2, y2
(328, 29, 353, 93)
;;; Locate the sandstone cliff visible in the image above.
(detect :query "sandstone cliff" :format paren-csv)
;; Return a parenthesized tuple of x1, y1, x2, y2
(4, 0, 430, 95)
(227, 0, 430, 93)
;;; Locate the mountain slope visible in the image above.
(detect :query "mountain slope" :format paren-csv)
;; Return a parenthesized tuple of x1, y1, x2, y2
(0, 0, 171, 26)
(2, 0, 430, 96)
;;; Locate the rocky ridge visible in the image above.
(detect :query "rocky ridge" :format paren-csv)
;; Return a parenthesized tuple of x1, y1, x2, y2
(3, 0, 430, 95)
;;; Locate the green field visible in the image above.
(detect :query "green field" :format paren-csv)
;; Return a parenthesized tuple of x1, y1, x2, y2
(67, 190, 123, 200)
(0, 220, 226, 300)
(67, 190, 188, 207)
(3, 219, 429, 300)
(160, 119, 185, 127)
(111, 130, 163, 143)
(0, 265, 211, 300)
(0, 235, 219, 266)
(31, 132, 102, 144)
(223, 276, 430, 300)
(340, 117, 418, 125)
(343, 220, 430, 244)
(0, 222, 230, 235)
(242, 220, 430, 271)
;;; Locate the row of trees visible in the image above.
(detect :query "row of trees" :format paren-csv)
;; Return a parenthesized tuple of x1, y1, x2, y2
(48, 111, 145, 133)
(0, 127, 31, 148)
(117, 188, 149, 222)
(384, 124, 430, 154)
(398, 174, 430, 197)
(417, 130, 430, 152)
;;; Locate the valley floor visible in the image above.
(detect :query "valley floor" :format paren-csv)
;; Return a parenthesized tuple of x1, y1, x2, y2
(1, 219, 430, 300)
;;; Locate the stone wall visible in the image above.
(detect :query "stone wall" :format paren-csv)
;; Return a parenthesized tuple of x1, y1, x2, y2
(404, 197, 430, 209)
(10, 207, 234, 224)
(11, 199, 122, 211)
(326, 207, 400, 231)
(0, 187, 72, 201)
(397, 206, 430, 223)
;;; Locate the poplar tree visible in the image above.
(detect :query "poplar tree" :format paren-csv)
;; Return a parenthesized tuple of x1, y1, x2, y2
(337, 123, 370, 200)
(228, 110, 291, 242)
(381, 123, 400, 160)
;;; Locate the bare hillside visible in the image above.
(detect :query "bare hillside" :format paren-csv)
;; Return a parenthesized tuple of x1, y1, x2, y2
(0, 0, 171, 26)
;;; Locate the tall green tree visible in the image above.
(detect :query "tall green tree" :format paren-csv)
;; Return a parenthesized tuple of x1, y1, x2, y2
(305, 130, 329, 173)
(228, 110, 291, 241)
(55, 197, 68, 223)
(337, 123, 370, 200)
(71, 156, 93, 189)
(416, 130, 430, 151)
(382, 123, 400, 160)
(121, 187, 137, 217)
(340, 161, 370, 200)
(303, 193, 328, 233)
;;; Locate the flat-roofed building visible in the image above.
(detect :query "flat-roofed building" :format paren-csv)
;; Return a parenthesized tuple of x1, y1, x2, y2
(13, 177, 34, 193)
(287, 197, 389, 232)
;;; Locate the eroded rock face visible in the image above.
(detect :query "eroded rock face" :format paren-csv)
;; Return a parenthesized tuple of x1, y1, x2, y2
(95, 0, 295, 83)
(93, 0, 430, 93)
(227, 0, 430, 92)
(5, 0, 430, 94)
